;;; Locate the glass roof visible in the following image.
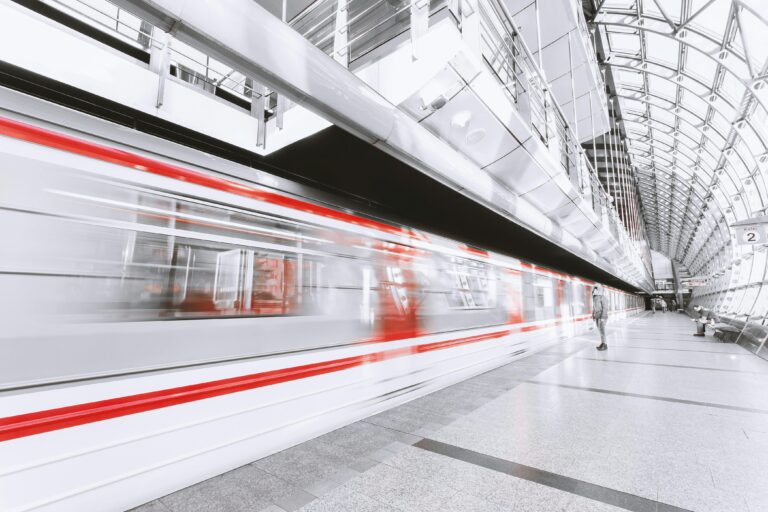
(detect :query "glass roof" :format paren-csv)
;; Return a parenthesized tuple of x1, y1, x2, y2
(593, 0, 768, 278)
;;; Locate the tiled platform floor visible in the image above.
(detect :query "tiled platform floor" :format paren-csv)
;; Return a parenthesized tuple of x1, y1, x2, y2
(133, 312, 768, 512)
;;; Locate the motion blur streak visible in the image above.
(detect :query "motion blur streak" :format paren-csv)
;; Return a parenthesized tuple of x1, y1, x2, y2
(0, 116, 642, 512)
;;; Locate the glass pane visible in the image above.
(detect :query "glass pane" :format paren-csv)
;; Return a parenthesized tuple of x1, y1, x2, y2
(646, 32, 679, 67)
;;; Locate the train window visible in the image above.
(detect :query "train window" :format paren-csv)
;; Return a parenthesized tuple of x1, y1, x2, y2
(445, 258, 496, 309)
(386, 266, 413, 314)
(122, 234, 316, 318)
(213, 249, 247, 309)
(534, 278, 553, 308)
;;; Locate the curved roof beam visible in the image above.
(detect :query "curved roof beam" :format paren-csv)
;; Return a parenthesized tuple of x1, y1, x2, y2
(593, 0, 768, 268)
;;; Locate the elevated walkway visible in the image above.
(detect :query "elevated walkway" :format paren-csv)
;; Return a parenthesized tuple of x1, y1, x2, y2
(132, 313, 768, 512)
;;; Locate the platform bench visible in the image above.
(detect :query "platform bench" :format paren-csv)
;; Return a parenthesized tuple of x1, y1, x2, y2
(711, 323, 740, 342)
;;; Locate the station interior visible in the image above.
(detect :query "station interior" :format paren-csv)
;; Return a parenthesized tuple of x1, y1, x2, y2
(0, 0, 767, 511)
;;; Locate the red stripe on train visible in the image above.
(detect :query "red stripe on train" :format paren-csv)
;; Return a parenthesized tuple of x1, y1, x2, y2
(0, 116, 414, 239)
(0, 309, 637, 441)
(0, 329, 511, 442)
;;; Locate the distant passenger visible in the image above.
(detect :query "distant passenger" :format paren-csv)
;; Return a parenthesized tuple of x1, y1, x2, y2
(651, 298, 657, 314)
(592, 285, 608, 351)
(661, 299, 668, 313)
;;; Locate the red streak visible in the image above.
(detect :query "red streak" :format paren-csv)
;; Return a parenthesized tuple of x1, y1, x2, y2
(0, 329, 510, 442)
(0, 116, 412, 238)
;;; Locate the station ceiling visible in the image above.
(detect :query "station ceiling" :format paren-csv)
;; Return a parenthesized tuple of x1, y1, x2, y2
(586, 0, 768, 277)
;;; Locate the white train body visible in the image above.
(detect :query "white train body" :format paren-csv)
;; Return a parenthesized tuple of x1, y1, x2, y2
(0, 114, 642, 511)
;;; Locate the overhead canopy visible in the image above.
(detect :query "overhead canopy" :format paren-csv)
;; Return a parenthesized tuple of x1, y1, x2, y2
(592, 0, 768, 280)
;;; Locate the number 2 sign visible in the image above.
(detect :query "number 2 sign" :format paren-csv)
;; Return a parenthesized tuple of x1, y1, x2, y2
(737, 225, 765, 245)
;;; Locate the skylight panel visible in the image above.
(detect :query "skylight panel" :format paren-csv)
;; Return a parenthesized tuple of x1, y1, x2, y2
(719, 172, 738, 195)
(604, 0, 635, 9)
(741, 0, 768, 19)
(622, 98, 647, 115)
(681, 122, 702, 141)
(654, 133, 675, 150)
(650, 105, 676, 128)
(681, 75, 711, 97)
(738, 8, 768, 71)
(684, 47, 718, 86)
(617, 69, 644, 87)
(723, 54, 750, 81)
(609, 32, 641, 54)
(728, 151, 751, 178)
(737, 124, 763, 157)
(643, 0, 682, 23)
(648, 75, 677, 100)
(746, 107, 768, 146)
(681, 90, 710, 118)
(677, 141, 697, 158)
(704, 133, 725, 154)
(677, 107, 703, 128)
(709, 111, 731, 136)
(648, 93, 675, 110)
(717, 72, 746, 105)
(646, 32, 679, 67)
(688, 0, 731, 39)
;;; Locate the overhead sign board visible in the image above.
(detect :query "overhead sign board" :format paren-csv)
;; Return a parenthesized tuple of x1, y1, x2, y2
(681, 276, 708, 287)
(732, 215, 768, 246)
(736, 224, 765, 245)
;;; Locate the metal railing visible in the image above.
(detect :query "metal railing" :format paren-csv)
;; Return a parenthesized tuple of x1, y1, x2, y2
(42, 0, 152, 49)
(474, 0, 622, 234)
(40, 0, 276, 110)
(291, 0, 447, 66)
(575, 3, 607, 109)
(476, 0, 648, 280)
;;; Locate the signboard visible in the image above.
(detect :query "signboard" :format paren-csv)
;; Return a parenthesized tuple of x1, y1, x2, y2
(681, 280, 707, 287)
(732, 215, 768, 246)
(736, 224, 765, 245)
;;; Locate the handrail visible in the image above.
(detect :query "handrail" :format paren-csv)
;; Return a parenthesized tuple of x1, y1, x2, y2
(44, 0, 161, 49)
(487, 0, 609, 199)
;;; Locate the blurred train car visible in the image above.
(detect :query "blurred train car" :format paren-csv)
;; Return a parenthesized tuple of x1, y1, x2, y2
(0, 113, 643, 511)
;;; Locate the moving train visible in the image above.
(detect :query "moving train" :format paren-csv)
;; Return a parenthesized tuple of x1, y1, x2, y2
(0, 113, 642, 511)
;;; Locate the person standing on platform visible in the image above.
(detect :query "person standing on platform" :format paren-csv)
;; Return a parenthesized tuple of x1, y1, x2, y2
(592, 285, 608, 351)
(651, 297, 657, 313)
(661, 299, 668, 313)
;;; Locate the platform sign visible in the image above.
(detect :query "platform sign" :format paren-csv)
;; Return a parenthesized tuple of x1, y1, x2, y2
(732, 215, 768, 246)
(736, 224, 765, 245)
(681, 276, 708, 287)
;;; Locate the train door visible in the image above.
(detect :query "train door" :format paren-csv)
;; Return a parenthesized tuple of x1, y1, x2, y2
(555, 278, 565, 318)
(560, 279, 576, 338)
(506, 269, 524, 324)
(534, 275, 554, 322)
(521, 266, 536, 323)
(374, 243, 423, 341)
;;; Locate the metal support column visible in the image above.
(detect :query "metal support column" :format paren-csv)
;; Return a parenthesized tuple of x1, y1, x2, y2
(334, 0, 349, 67)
